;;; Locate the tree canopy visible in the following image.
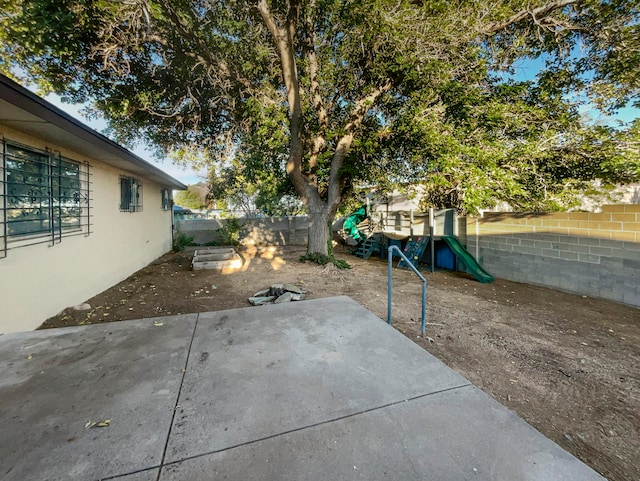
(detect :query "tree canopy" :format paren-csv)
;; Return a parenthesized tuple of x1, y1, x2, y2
(1, 0, 638, 253)
(207, 163, 304, 217)
(398, 79, 640, 213)
(174, 182, 209, 210)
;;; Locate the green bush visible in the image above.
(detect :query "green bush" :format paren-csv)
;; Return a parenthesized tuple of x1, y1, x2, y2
(299, 252, 331, 265)
(216, 218, 245, 246)
(331, 257, 351, 269)
(299, 247, 351, 269)
(299, 229, 352, 269)
(172, 232, 195, 252)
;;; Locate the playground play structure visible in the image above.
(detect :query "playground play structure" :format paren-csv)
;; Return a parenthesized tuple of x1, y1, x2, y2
(341, 205, 494, 284)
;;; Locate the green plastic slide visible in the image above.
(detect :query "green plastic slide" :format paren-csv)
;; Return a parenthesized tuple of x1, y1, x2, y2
(343, 206, 367, 242)
(441, 236, 494, 284)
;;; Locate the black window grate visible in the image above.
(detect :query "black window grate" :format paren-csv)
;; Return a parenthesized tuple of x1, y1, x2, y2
(161, 188, 171, 210)
(120, 176, 143, 212)
(1, 140, 92, 258)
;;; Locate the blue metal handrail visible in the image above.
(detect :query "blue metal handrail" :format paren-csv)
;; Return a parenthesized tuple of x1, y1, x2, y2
(387, 245, 427, 335)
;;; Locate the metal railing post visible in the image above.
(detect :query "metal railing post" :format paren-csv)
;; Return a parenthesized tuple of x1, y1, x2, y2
(387, 247, 393, 326)
(387, 245, 427, 335)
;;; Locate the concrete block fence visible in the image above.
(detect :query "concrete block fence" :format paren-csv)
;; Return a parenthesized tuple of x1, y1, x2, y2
(465, 205, 640, 308)
(176, 206, 640, 308)
(175, 216, 309, 247)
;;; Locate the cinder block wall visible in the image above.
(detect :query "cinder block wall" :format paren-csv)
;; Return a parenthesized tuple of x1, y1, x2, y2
(175, 217, 309, 246)
(466, 205, 640, 307)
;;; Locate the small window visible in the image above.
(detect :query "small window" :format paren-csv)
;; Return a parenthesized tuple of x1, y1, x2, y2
(120, 176, 142, 212)
(161, 189, 171, 210)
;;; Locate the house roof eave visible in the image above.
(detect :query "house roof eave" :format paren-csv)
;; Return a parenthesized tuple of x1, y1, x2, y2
(0, 74, 187, 190)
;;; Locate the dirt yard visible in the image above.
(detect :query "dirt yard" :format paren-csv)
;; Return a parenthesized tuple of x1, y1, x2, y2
(41, 245, 639, 481)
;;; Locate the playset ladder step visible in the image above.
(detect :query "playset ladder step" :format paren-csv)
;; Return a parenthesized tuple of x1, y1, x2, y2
(354, 237, 377, 260)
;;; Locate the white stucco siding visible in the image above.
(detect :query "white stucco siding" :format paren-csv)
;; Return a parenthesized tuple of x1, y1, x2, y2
(0, 126, 173, 333)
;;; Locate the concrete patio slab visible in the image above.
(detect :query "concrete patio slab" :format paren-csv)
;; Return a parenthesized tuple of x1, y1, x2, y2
(0, 314, 197, 481)
(159, 385, 603, 481)
(0, 297, 606, 481)
(165, 297, 469, 461)
(111, 469, 159, 480)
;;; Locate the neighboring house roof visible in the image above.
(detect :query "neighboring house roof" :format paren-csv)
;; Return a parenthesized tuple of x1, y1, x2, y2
(173, 205, 192, 214)
(0, 74, 186, 190)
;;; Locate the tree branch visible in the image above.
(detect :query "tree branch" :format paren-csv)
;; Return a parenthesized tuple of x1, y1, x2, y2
(484, 0, 581, 35)
(156, 1, 251, 90)
(304, 0, 329, 169)
(257, 0, 310, 201)
(327, 79, 394, 211)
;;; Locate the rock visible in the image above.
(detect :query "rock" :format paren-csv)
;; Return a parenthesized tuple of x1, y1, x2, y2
(282, 283, 305, 294)
(72, 303, 91, 311)
(248, 296, 276, 306)
(274, 292, 294, 303)
(251, 285, 306, 305)
(268, 284, 284, 297)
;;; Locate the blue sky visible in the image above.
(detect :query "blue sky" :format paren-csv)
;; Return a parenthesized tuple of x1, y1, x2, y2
(508, 56, 640, 125)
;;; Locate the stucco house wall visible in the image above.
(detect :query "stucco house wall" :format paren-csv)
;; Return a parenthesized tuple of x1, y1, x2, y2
(0, 76, 185, 333)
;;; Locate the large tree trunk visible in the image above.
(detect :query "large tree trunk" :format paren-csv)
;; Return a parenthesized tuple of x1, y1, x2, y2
(306, 195, 330, 255)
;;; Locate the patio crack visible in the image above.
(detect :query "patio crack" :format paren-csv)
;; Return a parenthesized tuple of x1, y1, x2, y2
(161, 382, 472, 469)
(154, 312, 200, 481)
(95, 314, 201, 481)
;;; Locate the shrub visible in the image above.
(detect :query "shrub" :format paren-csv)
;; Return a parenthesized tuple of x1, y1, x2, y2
(172, 233, 195, 252)
(299, 238, 351, 269)
(216, 218, 245, 246)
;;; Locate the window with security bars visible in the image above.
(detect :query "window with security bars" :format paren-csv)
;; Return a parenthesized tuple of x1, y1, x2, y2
(120, 176, 142, 212)
(1, 140, 91, 257)
(161, 188, 171, 210)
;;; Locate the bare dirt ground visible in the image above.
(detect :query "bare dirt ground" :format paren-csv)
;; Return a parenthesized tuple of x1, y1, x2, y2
(41, 245, 639, 481)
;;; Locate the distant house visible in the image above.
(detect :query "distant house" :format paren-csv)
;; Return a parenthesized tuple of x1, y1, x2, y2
(172, 204, 193, 216)
(0, 74, 186, 333)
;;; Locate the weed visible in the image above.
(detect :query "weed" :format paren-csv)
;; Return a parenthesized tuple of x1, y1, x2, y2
(216, 218, 245, 246)
(299, 240, 351, 269)
(299, 252, 331, 265)
(172, 233, 195, 252)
